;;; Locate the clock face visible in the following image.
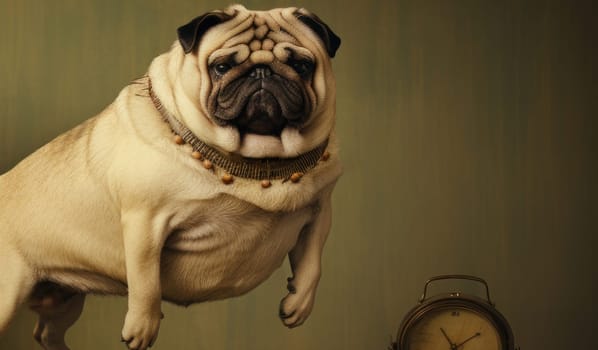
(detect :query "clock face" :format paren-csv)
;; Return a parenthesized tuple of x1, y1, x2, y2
(402, 306, 503, 350)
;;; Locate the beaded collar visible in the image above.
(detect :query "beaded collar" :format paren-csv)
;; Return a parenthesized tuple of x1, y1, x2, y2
(147, 79, 330, 187)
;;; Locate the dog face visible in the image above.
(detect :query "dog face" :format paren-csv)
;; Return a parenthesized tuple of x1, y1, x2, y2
(206, 40, 314, 137)
(173, 5, 340, 158)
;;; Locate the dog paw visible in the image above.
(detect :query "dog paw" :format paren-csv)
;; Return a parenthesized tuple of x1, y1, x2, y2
(121, 309, 162, 350)
(278, 279, 316, 328)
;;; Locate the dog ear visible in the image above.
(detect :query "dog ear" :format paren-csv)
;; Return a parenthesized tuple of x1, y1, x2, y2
(177, 12, 232, 54)
(293, 10, 341, 58)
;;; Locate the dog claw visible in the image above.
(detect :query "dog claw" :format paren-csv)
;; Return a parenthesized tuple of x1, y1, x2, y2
(278, 308, 295, 319)
(121, 336, 138, 350)
(279, 312, 289, 319)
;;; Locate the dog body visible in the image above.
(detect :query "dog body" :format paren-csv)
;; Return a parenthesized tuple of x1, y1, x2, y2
(0, 5, 341, 350)
(0, 86, 339, 300)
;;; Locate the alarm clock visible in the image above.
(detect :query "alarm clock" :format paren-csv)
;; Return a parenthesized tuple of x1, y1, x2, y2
(390, 275, 516, 350)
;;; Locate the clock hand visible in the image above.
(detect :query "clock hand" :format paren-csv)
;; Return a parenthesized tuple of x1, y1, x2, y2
(440, 328, 457, 349)
(455, 332, 481, 348)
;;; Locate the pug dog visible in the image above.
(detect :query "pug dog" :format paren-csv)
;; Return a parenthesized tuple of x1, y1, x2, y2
(0, 5, 341, 350)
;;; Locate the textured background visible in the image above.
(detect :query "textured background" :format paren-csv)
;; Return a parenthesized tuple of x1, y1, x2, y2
(1, 0, 596, 349)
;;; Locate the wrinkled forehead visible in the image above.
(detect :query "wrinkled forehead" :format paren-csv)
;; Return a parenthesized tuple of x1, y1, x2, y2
(207, 11, 315, 66)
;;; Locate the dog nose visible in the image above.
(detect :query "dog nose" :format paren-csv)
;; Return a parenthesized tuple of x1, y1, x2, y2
(249, 65, 272, 79)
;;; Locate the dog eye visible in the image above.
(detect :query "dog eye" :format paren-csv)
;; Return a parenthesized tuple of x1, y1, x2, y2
(289, 60, 314, 77)
(213, 63, 232, 75)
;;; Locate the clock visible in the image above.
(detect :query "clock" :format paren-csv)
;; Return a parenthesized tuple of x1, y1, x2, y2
(390, 275, 516, 350)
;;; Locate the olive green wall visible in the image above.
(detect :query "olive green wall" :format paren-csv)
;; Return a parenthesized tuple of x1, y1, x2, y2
(1, 0, 596, 349)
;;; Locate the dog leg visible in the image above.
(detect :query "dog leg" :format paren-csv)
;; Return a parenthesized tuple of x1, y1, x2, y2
(0, 246, 35, 333)
(279, 186, 335, 328)
(120, 210, 165, 350)
(29, 284, 85, 350)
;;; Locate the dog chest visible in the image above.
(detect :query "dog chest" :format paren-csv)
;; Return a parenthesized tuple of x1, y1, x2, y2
(159, 194, 314, 302)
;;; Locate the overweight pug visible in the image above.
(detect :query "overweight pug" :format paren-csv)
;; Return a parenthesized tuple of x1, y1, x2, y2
(0, 5, 341, 350)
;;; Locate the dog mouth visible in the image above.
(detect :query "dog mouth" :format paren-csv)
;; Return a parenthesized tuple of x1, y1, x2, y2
(233, 89, 287, 136)
(212, 68, 309, 138)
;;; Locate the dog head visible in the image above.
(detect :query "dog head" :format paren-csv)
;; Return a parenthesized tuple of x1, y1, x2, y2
(152, 5, 340, 159)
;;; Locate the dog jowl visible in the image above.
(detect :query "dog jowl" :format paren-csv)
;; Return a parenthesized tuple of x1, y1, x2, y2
(0, 5, 341, 350)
